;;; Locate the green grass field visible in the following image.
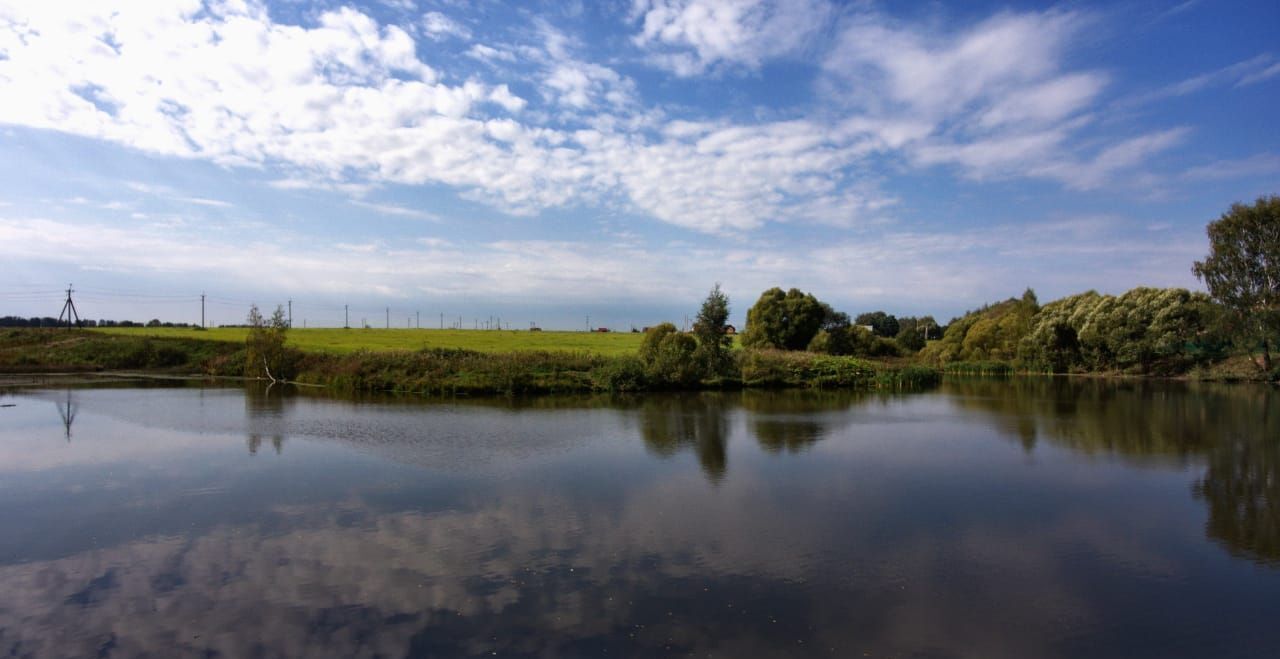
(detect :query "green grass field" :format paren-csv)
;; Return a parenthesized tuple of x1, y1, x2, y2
(94, 326, 647, 356)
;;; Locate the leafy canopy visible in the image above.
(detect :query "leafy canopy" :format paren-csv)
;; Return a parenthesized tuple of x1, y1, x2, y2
(1193, 195, 1280, 370)
(639, 322, 700, 387)
(741, 287, 826, 351)
(245, 304, 290, 379)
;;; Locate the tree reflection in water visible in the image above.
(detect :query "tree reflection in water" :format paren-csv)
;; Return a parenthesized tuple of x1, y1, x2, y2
(634, 390, 869, 481)
(741, 389, 865, 454)
(7, 380, 1280, 657)
(244, 383, 287, 455)
(946, 377, 1280, 564)
(1194, 428, 1280, 566)
(637, 393, 729, 482)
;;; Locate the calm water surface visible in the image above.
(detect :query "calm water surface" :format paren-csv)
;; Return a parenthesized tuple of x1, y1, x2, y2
(0, 379, 1277, 658)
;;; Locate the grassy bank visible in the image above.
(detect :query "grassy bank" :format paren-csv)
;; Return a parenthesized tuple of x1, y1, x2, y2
(2, 329, 938, 395)
(0, 328, 243, 374)
(94, 326, 648, 355)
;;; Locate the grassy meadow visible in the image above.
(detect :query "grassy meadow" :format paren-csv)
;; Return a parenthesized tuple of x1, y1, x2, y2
(93, 326, 648, 356)
(3, 328, 934, 395)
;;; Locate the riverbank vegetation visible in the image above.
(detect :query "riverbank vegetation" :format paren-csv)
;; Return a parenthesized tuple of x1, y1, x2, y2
(908, 196, 1277, 381)
(5, 198, 1274, 387)
(0, 326, 938, 397)
(93, 325, 647, 355)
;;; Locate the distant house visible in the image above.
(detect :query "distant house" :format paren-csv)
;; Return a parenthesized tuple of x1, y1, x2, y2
(596, 327, 610, 332)
(529, 326, 542, 332)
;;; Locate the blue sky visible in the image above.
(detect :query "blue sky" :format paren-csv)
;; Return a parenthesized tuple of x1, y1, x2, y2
(0, 0, 1277, 329)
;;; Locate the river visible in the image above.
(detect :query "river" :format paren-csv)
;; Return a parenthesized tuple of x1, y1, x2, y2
(0, 379, 1277, 658)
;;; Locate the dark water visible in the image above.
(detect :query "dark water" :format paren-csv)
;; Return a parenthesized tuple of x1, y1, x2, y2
(0, 379, 1277, 658)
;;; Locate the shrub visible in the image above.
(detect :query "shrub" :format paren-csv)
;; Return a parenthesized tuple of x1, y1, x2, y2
(590, 356, 648, 392)
(639, 323, 701, 387)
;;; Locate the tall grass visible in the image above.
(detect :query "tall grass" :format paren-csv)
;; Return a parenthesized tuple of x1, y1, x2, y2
(942, 361, 1014, 376)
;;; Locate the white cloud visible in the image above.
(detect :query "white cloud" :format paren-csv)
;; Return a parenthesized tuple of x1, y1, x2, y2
(266, 177, 374, 196)
(976, 74, 1107, 129)
(822, 10, 1093, 120)
(181, 197, 234, 208)
(815, 9, 1199, 190)
(631, 0, 831, 76)
(593, 119, 892, 232)
(349, 199, 442, 222)
(466, 43, 517, 63)
(116, 181, 234, 208)
(0, 212, 1200, 321)
(1237, 61, 1280, 87)
(535, 21, 638, 111)
(421, 11, 471, 41)
(0, 1, 1200, 239)
(1180, 153, 1280, 181)
(916, 127, 1189, 190)
(1160, 0, 1201, 19)
(1119, 54, 1279, 107)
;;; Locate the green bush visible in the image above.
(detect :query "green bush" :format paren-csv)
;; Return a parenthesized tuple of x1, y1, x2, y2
(638, 323, 701, 387)
(590, 356, 647, 392)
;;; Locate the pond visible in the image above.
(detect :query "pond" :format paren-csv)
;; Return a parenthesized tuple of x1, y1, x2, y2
(0, 379, 1277, 658)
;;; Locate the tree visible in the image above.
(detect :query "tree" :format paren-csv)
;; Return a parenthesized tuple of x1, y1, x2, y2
(819, 303, 851, 332)
(741, 287, 826, 350)
(807, 303, 856, 355)
(639, 322, 700, 386)
(855, 311, 899, 338)
(1193, 195, 1280, 371)
(895, 317, 926, 352)
(692, 283, 733, 377)
(245, 304, 289, 380)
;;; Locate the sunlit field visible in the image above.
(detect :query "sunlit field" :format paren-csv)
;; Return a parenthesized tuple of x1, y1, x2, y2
(93, 326, 647, 355)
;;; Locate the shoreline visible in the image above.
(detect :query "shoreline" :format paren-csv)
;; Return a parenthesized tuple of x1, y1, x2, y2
(0, 329, 940, 396)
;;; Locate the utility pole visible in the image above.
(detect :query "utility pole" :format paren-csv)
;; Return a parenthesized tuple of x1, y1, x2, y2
(58, 284, 81, 329)
(440, 312, 444, 329)
(385, 307, 389, 329)
(416, 310, 420, 329)
(586, 315, 590, 332)
(288, 299, 292, 328)
(344, 304, 349, 329)
(201, 293, 205, 329)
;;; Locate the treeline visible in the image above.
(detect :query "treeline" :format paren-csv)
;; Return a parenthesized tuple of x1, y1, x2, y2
(279, 289, 939, 394)
(0, 292, 940, 395)
(916, 287, 1233, 376)
(729, 281, 1261, 379)
(0, 316, 198, 328)
(742, 196, 1280, 380)
(735, 286, 938, 359)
